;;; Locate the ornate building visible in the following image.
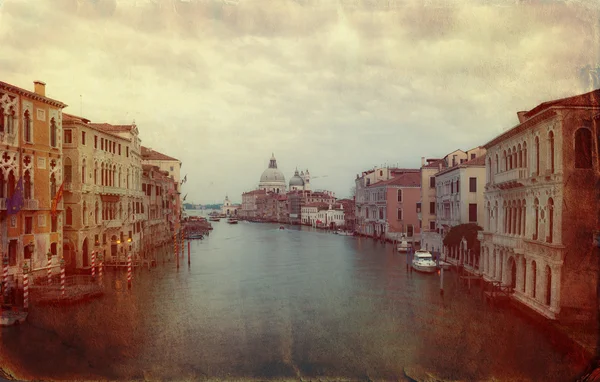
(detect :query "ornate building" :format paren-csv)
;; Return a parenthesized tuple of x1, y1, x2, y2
(221, 195, 240, 216)
(478, 89, 600, 322)
(258, 153, 286, 194)
(62, 114, 144, 270)
(0, 80, 67, 282)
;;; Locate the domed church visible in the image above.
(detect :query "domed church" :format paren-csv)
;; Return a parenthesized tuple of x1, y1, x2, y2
(289, 168, 311, 191)
(258, 153, 287, 194)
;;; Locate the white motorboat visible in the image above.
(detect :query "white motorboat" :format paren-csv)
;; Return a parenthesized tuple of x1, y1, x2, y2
(397, 239, 410, 253)
(411, 250, 438, 273)
(337, 231, 353, 236)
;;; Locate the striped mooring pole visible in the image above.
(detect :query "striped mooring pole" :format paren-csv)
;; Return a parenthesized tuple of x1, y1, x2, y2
(91, 251, 96, 280)
(23, 262, 29, 311)
(98, 253, 103, 286)
(127, 251, 132, 288)
(60, 257, 66, 298)
(174, 233, 178, 260)
(3, 255, 8, 293)
(181, 229, 184, 257)
(47, 252, 53, 285)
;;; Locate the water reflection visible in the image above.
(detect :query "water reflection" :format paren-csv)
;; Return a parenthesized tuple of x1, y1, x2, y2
(0, 216, 585, 381)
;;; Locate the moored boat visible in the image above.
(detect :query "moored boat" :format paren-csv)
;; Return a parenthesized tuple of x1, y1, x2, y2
(227, 218, 239, 224)
(209, 217, 220, 222)
(411, 250, 437, 273)
(337, 230, 354, 236)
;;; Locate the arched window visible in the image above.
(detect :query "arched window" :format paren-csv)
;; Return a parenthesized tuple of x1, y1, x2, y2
(495, 154, 499, 174)
(532, 261, 537, 299)
(548, 131, 555, 174)
(574, 127, 592, 169)
(535, 136, 540, 175)
(522, 257, 527, 293)
(23, 110, 32, 143)
(50, 118, 57, 147)
(82, 158, 86, 184)
(0, 172, 5, 198)
(94, 163, 98, 185)
(82, 202, 87, 226)
(545, 265, 552, 306)
(504, 150, 508, 171)
(487, 158, 492, 183)
(0, 106, 4, 133)
(533, 198, 539, 240)
(522, 199, 526, 236)
(23, 170, 32, 199)
(64, 157, 72, 183)
(547, 198, 554, 243)
(101, 163, 105, 186)
(517, 144, 522, 167)
(66, 207, 73, 226)
(95, 202, 100, 224)
(523, 141, 527, 168)
(6, 108, 14, 134)
(50, 173, 57, 199)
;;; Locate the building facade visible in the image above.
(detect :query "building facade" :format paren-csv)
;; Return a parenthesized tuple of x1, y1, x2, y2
(221, 195, 240, 216)
(258, 153, 286, 194)
(0, 80, 67, 281)
(478, 89, 600, 322)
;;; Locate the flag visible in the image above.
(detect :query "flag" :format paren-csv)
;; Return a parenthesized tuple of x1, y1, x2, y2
(183, 193, 187, 201)
(6, 178, 24, 215)
(51, 181, 65, 217)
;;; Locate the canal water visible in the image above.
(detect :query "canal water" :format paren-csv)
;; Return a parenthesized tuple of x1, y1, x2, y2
(0, 211, 585, 381)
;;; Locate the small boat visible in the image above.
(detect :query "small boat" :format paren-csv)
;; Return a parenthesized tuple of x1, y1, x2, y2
(397, 239, 410, 253)
(279, 225, 285, 230)
(337, 231, 353, 236)
(186, 233, 204, 240)
(209, 217, 220, 222)
(227, 218, 239, 224)
(411, 250, 438, 273)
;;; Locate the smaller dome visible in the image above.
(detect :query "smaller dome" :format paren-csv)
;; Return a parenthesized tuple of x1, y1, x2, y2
(289, 169, 305, 187)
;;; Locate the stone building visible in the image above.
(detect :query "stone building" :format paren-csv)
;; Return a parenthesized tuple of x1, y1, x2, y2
(258, 153, 286, 194)
(62, 114, 144, 270)
(478, 89, 600, 322)
(221, 195, 240, 216)
(0, 80, 67, 280)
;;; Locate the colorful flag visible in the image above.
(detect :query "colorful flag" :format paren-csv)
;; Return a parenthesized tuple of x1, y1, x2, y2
(6, 178, 24, 215)
(51, 181, 65, 217)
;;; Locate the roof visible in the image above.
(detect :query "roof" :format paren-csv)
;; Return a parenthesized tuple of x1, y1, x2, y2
(485, 88, 600, 148)
(0, 81, 67, 109)
(304, 202, 329, 208)
(368, 172, 421, 188)
(63, 113, 90, 124)
(436, 155, 486, 176)
(524, 88, 600, 118)
(89, 123, 135, 133)
(242, 189, 266, 196)
(422, 159, 446, 169)
(63, 114, 132, 141)
(141, 146, 180, 162)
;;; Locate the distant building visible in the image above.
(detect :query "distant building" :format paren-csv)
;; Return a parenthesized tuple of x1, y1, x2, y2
(221, 195, 240, 216)
(258, 153, 286, 194)
(478, 89, 600, 322)
(240, 189, 266, 218)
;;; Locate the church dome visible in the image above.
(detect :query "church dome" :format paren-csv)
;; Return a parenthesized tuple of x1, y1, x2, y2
(259, 153, 286, 191)
(289, 168, 305, 187)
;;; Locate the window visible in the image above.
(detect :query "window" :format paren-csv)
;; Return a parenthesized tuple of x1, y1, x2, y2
(416, 202, 421, 213)
(66, 207, 73, 226)
(468, 203, 477, 222)
(24, 110, 32, 143)
(469, 177, 477, 192)
(170, 166, 174, 171)
(429, 176, 435, 188)
(535, 136, 540, 175)
(429, 221, 436, 230)
(451, 182, 454, 194)
(51, 243, 57, 257)
(23, 170, 32, 199)
(471, 153, 476, 159)
(51, 216, 57, 232)
(64, 158, 72, 183)
(397, 189, 402, 202)
(64, 129, 72, 144)
(126, 147, 129, 157)
(397, 209, 403, 220)
(407, 224, 414, 237)
(101, 138, 104, 150)
(8, 240, 17, 266)
(6, 108, 14, 134)
(533, 198, 539, 240)
(25, 216, 33, 234)
(0, 107, 4, 133)
(574, 128, 593, 169)
(118, 144, 121, 155)
(24, 244, 33, 260)
(50, 118, 57, 147)
(430, 201, 435, 214)
(547, 198, 554, 243)
(94, 135, 98, 149)
(82, 131, 86, 145)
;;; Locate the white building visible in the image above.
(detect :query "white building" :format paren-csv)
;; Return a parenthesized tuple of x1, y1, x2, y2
(258, 153, 286, 194)
(221, 195, 240, 216)
(301, 202, 344, 228)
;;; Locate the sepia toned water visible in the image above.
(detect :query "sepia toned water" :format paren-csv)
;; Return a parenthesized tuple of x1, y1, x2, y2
(0, 212, 586, 381)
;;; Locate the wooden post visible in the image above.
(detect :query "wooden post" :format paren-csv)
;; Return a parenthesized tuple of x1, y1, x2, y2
(2, 255, 8, 305)
(91, 251, 96, 280)
(60, 257, 66, 298)
(440, 267, 444, 295)
(188, 241, 190, 267)
(127, 251, 132, 288)
(98, 253, 103, 286)
(22, 262, 29, 311)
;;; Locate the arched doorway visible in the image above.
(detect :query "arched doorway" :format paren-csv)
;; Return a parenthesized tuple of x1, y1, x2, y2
(63, 241, 75, 271)
(82, 238, 89, 268)
(508, 256, 517, 290)
(545, 265, 552, 306)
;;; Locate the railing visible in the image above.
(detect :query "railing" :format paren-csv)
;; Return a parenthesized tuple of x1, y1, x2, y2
(63, 182, 73, 191)
(81, 183, 95, 193)
(491, 234, 524, 250)
(493, 168, 527, 186)
(105, 220, 122, 228)
(99, 186, 126, 196)
(23, 199, 39, 210)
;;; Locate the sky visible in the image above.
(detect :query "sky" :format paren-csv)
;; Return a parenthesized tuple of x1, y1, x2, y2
(1, 0, 599, 204)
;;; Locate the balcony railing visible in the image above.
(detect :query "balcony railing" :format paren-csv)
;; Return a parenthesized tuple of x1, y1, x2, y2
(23, 199, 39, 210)
(81, 183, 95, 193)
(492, 168, 527, 188)
(99, 186, 126, 196)
(105, 220, 122, 229)
(491, 234, 524, 252)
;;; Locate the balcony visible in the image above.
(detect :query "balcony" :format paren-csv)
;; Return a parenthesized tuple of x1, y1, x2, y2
(81, 183, 95, 193)
(99, 186, 126, 196)
(105, 220, 122, 229)
(23, 199, 39, 210)
(63, 182, 73, 192)
(491, 233, 525, 254)
(492, 168, 527, 189)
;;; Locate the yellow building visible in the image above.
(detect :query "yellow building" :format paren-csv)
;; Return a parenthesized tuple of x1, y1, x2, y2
(0, 80, 67, 281)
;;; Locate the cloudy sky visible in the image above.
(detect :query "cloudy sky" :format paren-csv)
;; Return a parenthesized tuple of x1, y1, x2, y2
(1, 0, 599, 203)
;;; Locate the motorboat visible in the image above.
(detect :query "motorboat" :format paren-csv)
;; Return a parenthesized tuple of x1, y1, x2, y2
(279, 225, 285, 230)
(209, 217, 220, 222)
(186, 232, 204, 240)
(337, 231, 353, 236)
(411, 250, 438, 273)
(227, 218, 239, 224)
(397, 239, 410, 253)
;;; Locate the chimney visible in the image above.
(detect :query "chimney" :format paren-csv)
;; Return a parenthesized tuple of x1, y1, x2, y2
(438, 162, 442, 172)
(33, 81, 46, 97)
(421, 156, 425, 167)
(517, 111, 528, 123)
